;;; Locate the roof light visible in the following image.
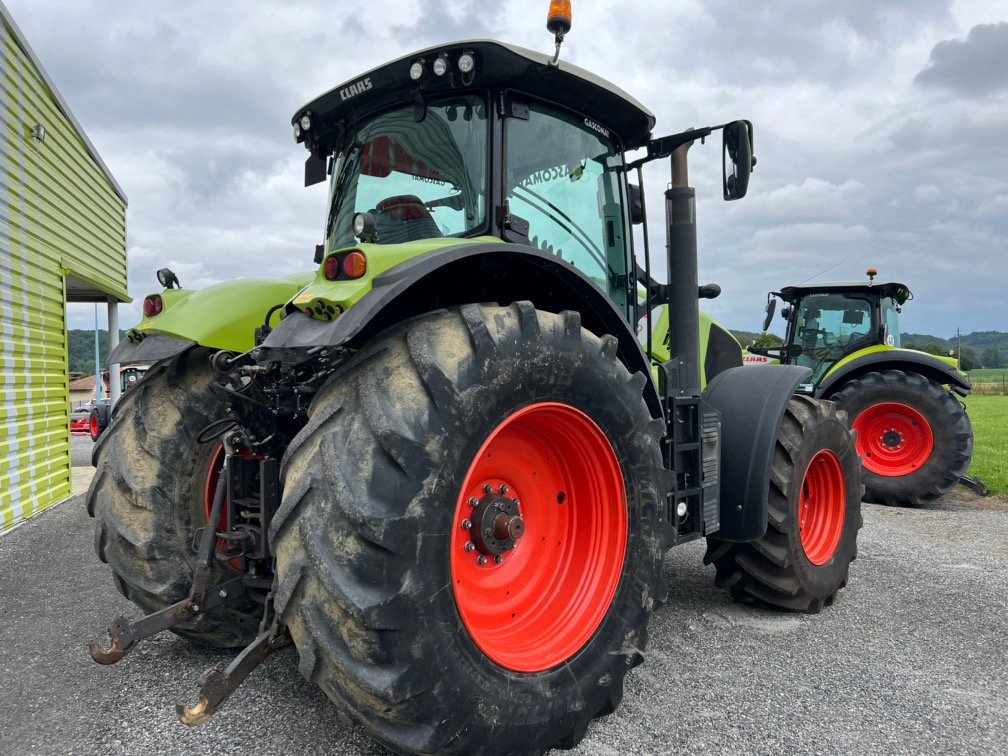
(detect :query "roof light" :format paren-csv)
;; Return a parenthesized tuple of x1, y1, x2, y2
(293, 123, 301, 140)
(432, 55, 448, 77)
(457, 53, 475, 73)
(299, 114, 311, 131)
(409, 61, 424, 81)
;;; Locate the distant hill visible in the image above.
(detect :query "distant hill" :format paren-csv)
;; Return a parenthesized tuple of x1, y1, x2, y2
(68, 329, 126, 376)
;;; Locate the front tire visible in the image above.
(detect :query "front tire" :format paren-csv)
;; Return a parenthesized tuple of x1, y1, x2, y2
(705, 396, 863, 612)
(271, 303, 665, 754)
(86, 347, 261, 647)
(829, 370, 973, 507)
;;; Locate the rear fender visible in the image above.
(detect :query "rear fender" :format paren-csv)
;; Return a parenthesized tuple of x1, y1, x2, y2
(110, 274, 313, 363)
(262, 242, 662, 418)
(817, 347, 971, 397)
(702, 364, 812, 541)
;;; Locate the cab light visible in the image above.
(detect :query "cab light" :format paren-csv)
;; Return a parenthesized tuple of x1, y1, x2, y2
(343, 251, 368, 279)
(432, 55, 448, 77)
(409, 61, 424, 80)
(458, 52, 475, 73)
(143, 295, 163, 317)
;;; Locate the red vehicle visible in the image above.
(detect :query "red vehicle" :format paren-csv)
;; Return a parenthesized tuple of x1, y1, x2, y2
(70, 403, 93, 435)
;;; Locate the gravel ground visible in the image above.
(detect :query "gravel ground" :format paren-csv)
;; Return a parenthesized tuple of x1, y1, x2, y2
(1, 476, 1005, 755)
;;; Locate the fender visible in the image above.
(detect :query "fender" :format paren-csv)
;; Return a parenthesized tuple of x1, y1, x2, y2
(702, 364, 812, 541)
(110, 274, 313, 363)
(262, 242, 662, 417)
(817, 347, 971, 397)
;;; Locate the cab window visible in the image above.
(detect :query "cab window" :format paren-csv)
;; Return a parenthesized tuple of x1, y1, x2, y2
(504, 103, 630, 316)
(790, 293, 873, 381)
(881, 297, 902, 347)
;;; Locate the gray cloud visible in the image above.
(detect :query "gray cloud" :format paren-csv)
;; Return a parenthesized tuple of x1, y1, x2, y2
(915, 22, 1008, 96)
(9, 0, 1007, 338)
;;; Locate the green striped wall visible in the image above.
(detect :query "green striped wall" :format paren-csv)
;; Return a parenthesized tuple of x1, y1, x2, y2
(1, 11, 127, 531)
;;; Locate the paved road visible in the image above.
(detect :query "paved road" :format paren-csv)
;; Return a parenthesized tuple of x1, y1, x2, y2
(71, 433, 93, 467)
(1, 487, 1005, 755)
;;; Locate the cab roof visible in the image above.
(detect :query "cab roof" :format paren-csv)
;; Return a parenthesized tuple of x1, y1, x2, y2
(293, 39, 656, 152)
(777, 281, 913, 305)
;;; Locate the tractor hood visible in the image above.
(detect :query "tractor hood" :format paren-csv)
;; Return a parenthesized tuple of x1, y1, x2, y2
(117, 273, 314, 359)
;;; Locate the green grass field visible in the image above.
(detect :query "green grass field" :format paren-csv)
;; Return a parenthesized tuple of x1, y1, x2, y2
(963, 395, 1008, 495)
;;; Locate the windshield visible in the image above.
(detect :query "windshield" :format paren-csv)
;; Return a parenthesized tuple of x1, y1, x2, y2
(504, 102, 630, 315)
(327, 95, 488, 250)
(789, 293, 873, 381)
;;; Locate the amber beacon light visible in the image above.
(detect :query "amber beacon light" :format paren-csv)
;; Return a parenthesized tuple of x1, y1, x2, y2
(547, 0, 572, 35)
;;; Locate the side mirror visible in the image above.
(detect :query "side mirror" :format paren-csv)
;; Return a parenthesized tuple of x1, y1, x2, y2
(722, 120, 755, 200)
(762, 297, 777, 332)
(627, 183, 644, 225)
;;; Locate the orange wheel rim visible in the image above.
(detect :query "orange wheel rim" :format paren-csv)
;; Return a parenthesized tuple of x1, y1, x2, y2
(450, 402, 627, 672)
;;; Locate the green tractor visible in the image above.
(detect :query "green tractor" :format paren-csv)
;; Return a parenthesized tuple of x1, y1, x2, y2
(86, 14, 864, 754)
(744, 269, 976, 506)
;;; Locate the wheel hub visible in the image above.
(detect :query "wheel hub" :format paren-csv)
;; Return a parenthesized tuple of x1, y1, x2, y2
(881, 429, 904, 449)
(465, 487, 525, 559)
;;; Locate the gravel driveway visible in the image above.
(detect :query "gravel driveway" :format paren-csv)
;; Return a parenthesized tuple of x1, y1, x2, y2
(1, 486, 1005, 754)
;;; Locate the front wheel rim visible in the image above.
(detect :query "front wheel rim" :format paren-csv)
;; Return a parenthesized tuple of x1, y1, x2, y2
(90, 416, 99, 436)
(450, 402, 627, 673)
(798, 449, 847, 565)
(853, 402, 934, 476)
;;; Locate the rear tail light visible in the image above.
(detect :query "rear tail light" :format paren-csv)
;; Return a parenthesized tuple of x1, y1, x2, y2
(143, 295, 163, 317)
(323, 251, 368, 281)
(342, 251, 367, 279)
(324, 256, 339, 280)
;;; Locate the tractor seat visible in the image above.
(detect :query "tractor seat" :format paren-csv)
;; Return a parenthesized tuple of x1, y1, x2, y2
(374, 195, 443, 243)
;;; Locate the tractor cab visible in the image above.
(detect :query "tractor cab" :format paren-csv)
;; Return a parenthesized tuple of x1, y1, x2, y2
(751, 273, 912, 384)
(294, 40, 655, 318)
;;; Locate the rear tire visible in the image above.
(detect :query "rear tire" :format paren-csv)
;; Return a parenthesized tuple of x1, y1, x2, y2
(86, 347, 261, 647)
(705, 396, 863, 612)
(829, 370, 972, 507)
(271, 303, 666, 754)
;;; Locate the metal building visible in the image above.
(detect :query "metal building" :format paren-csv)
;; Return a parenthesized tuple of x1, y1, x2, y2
(1, 1, 128, 531)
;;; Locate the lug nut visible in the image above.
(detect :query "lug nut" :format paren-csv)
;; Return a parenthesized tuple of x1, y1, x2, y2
(477, 555, 488, 566)
(469, 497, 478, 507)
(464, 542, 475, 552)
(461, 519, 472, 530)
(218, 589, 228, 599)
(500, 484, 509, 494)
(483, 484, 494, 494)
(494, 555, 503, 564)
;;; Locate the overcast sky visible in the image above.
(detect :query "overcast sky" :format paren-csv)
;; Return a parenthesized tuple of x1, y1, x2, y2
(8, 0, 1007, 336)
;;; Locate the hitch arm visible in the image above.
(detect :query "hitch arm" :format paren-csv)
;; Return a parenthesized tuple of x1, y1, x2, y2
(90, 442, 239, 665)
(89, 577, 245, 664)
(176, 627, 287, 726)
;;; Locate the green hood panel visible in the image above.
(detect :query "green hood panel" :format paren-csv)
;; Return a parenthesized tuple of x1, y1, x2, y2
(131, 273, 314, 352)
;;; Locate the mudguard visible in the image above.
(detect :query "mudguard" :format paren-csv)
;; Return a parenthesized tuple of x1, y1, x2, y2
(262, 242, 663, 417)
(817, 347, 971, 397)
(110, 274, 313, 364)
(702, 364, 812, 542)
